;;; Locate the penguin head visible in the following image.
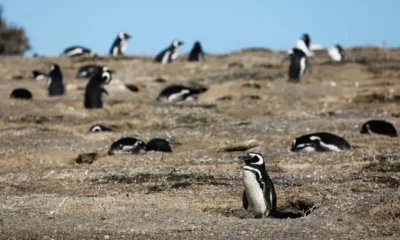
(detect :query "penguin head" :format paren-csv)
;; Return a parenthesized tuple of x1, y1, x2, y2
(239, 152, 265, 166)
(194, 41, 201, 49)
(301, 33, 311, 47)
(119, 32, 131, 40)
(100, 67, 114, 84)
(50, 64, 60, 72)
(360, 123, 370, 134)
(172, 40, 184, 48)
(107, 137, 146, 155)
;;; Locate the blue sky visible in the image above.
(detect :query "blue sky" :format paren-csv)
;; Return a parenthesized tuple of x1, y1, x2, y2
(1, 0, 399, 56)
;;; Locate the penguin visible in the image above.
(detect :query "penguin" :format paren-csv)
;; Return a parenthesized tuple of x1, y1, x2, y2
(47, 64, 65, 96)
(291, 132, 351, 152)
(360, 120, 397, 137)
(89, 124, 112, 133)
(10, 88, 32, 100)
(188, 41, 205, 62)
(109, 32, 131, 57)
(156, 84, 208, 102)
(328, 44, 345, 62)
(62, 46, 97, 58)
(107, 137, 146, 155)
(282, 48, 311, 83)
(240, 152, 277, 218)
(145, 138, 172, 152)
(84, 67, 113, 109)
(154, 39, 184, 64)
(76, 64, 104, 79)
(32, 70, 48, 80)
(296, 33, 314, 57)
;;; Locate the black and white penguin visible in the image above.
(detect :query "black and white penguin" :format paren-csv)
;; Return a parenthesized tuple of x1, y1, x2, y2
(109, 32, 131, 57)
(62, 46, 97, 58)
(154, 39, 184, 64)
(89, 124, 112, 133)
(47, 64, 65, 96)
(84, 67, 113, 109)
(283, 48, 311, 83)
(107, 137, 146, 155)
(296, 33, 314, 57)
(188, 41, 205, 62)
(360, 120, 398, 137)
(240, 152, 277, 218)
(327, 44, 345, 62)
(145, 138, 172, 152)
(76, 64, 104, 79)
(32, 70, 48, 80)
(10, 88, 32, 100)
(291, 132, 351, 152)
(156, 84, 208, 102)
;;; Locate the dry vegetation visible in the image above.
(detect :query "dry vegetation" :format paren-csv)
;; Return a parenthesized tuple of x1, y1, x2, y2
(0, 7, 30, 56)
(0, 47, 400, 239)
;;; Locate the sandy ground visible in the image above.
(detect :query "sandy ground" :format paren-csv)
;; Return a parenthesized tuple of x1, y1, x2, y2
(0, 48, 400, 239)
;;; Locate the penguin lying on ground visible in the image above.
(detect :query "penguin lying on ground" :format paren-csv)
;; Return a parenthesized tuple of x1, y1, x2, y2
(240, 152, 277, 218)
(154, 39, 184, 64)
(89, 124, 112, 133)
(10, 88, 33, 100)
(32, 70, 48, 80)
(84, 67, 113, 109)
(76, 65, 105, 79)
(156, 84, 208, 102)
(360, 120, 397, 137)
(291, 132, 351, 152)
(107, 137, 172, 155)
(62, 46, 97, 58)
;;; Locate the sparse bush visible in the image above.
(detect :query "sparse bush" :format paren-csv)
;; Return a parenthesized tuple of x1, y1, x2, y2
(0, 6, 30, 56)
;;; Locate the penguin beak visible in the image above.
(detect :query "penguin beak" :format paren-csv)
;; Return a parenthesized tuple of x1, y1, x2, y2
(178, 41, 184, 46)
(238, 154, 252, 162)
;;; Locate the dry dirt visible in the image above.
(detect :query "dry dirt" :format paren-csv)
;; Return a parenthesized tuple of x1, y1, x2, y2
(0, 48, 400, 239)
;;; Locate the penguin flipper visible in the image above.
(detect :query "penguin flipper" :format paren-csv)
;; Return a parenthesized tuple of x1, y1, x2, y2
(242, 190, 249, 210)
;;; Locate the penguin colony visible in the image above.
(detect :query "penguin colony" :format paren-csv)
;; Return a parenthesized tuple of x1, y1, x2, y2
(10, 31, 398, 220)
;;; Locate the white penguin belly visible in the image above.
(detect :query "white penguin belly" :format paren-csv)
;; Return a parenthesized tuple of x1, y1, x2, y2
(243, 170, 266, 217)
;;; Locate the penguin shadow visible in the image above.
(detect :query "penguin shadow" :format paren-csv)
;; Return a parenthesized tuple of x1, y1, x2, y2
(203, 198, 316, 220)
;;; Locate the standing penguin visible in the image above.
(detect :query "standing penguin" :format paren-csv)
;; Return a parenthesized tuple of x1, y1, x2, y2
(188, 41, 205, 62)
(84, 67, 113, 109)
(282, 48, 311, 83)
(154, 39, 184, 64)
(328, 44, 345, 62)
(240, 152, 277, 218)
(47, 64, 65, 96)
(109, 32, 131, 57)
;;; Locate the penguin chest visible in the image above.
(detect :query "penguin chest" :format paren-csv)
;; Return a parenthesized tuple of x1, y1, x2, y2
(243, 170, 266, 217)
